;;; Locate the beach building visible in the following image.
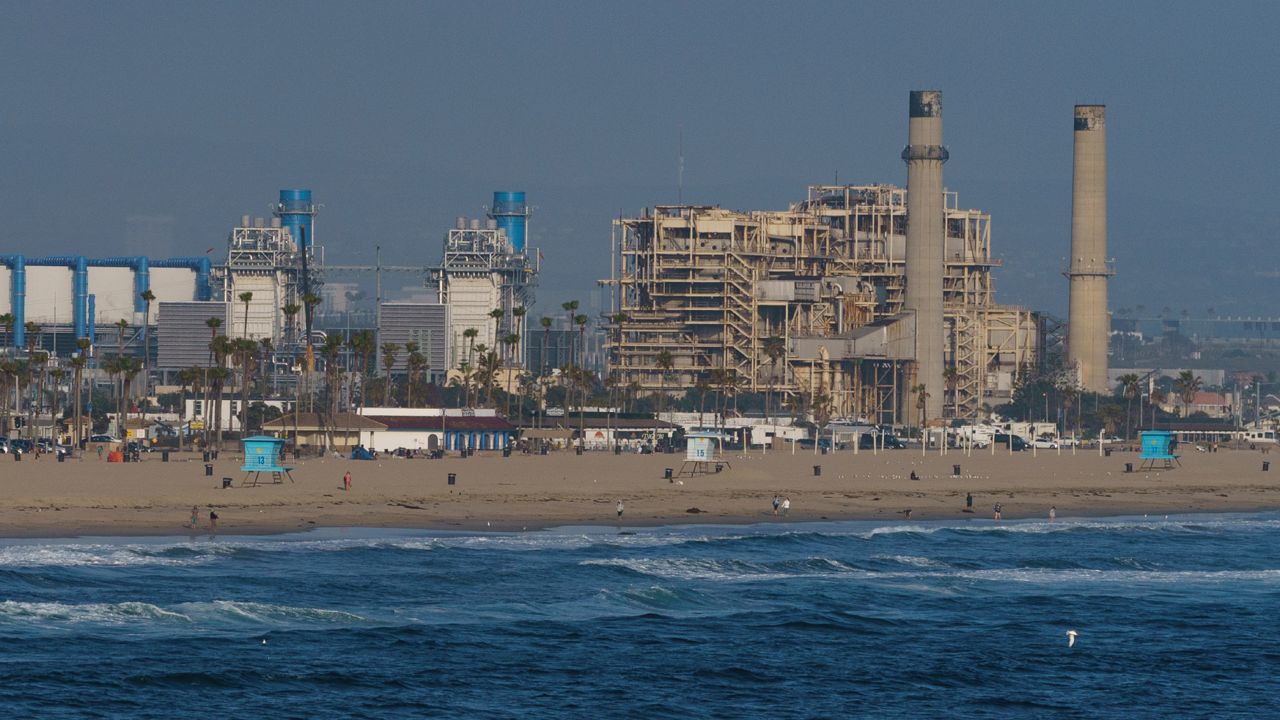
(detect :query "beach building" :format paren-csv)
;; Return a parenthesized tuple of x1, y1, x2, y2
(260, 412, 386, 451)
(357, 407, 517, 452)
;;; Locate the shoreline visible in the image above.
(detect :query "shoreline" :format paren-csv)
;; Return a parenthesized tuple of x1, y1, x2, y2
(1, 446, 1277, 539)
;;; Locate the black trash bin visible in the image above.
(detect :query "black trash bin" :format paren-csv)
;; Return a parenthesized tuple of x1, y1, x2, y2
(576, 446, 583, 456)
(503, 447, 511, 458)
(1104, 448, 1112, 457)
(813, 465, 822, 477)
(614, 445, 621, 455)
(13, 452, 20, 462)
(222, 478, 232, 489)
(57, 452, 65, 463)
(162, 450, 170, 463)
(448, 473, 456, 486)
(664, 468, 673, 480)
(1124, 462, 1133, 473)
(205, 463, 213, 477)
(1264, 462, 1271, 472)
(953, 464, 961, 477)
(203, 451, 210, 463)
(821, 446, 829, 455)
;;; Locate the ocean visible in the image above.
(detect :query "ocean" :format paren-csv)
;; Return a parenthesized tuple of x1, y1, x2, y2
(0, 513, 1277, 718)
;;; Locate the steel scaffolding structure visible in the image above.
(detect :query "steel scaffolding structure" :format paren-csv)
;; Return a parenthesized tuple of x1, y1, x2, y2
(604, 184, 1040, 423)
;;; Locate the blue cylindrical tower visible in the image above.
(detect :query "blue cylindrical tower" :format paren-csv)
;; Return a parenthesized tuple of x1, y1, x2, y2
(490, 191, 529, 253)
(276, 189, 315, 249)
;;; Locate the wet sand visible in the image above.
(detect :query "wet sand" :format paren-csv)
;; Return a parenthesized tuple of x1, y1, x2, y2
(0, 444, 1276, 537)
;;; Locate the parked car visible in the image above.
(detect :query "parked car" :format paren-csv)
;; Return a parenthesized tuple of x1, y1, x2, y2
(9, 438, 34, 455)
(126, 441, 156, 454)
(0, 437, 9, 455)
(1031, 438, 1058, 449)
(90, 435, 121, 443)
(993, 433, 1029, 451)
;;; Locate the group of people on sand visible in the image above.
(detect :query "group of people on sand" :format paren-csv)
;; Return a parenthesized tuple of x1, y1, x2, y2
(189, 506, 218, 532)
(771, 495, 791, 517)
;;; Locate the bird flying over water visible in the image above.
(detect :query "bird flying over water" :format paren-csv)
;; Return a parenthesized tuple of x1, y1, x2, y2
(1066, 630, 1078, 648)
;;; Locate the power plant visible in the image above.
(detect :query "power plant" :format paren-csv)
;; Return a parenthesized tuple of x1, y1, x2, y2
(604, 91, 1042, 424)
(0, 89, 1131, 439)
(1066, 105, 1112, 393)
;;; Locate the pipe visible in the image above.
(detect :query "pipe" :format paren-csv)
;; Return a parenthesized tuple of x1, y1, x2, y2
(88, 294, 96, 347)
(0, 255, 26, 347)
(73, 256, 88, 338)
(490, 191, 529, 253)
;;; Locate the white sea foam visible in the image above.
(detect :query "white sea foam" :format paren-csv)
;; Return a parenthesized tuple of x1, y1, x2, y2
(0, 600, 192, 625)
(0, 544, 219, 569)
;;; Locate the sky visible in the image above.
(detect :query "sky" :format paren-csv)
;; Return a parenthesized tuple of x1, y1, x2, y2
(2, 1, 1277, 320)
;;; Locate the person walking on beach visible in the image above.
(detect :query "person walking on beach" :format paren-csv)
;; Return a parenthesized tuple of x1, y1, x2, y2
(772, 495, 781, 516)
(208, 509, 219, 532)
(1049, 506, 1056, 523)
(966, 492, 973, 511)
(343, 470, 352, 492)
(189, 505, 199, 529)
(616, 500, 625, 519)
(97, 444, 104, 461)
(782, 497, 791, 517)
(993, 503, 1003, 521)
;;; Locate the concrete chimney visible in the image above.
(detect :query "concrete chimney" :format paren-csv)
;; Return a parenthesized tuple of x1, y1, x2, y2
(1067, 104, 1111, 393)
(903, 90, 947, 422)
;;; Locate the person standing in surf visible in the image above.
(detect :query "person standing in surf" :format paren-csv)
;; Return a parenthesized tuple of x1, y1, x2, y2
(782, 497, 791, 517)
(1049, 506, 1056, 523)
(772, 495, 781, 516)
(616, 500, 624, 519)
(209, 509, 219, 532)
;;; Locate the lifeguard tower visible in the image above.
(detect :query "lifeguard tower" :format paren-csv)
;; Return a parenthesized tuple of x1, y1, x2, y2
(1138, 430, 1180, 471)
(240, 436, 295, 486)
(677, 431, 730, 478)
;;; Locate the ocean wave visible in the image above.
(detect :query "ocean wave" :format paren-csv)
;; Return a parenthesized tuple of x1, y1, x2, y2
(581, 556, 863, 583)
(0, 600, 192, 625)
(0, 544, 227, 569)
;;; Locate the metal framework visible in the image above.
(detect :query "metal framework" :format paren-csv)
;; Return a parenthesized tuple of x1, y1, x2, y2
(604, 183, 1040, 423)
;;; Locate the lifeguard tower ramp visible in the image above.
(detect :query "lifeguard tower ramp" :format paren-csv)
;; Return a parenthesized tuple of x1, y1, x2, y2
(240, 436, 295, 486)
(1138, 430, 1180, 471)
(677, 432, 731, 478)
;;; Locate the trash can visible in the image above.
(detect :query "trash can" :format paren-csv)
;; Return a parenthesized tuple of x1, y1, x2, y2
(614, 444, 621, 455)
(664, 468, 673, 480)
(821, 446, 828, 455)
(953, 464, 961, 477)
(576, 446, 583, 456)
(203, 451, 210, 463)
(293, 449, 301, 460)
(122, 451, 130, 463)
(1264, 462, 1271, 472)
(813, 465, 822, 477)
(212, 450, 219, 460)
(205, 463, 213, 476)
(448, 473, 456, 486)
(222, 478, 232, 489)
(13, 452, 20, 462)
(540, 446, 548, 456)
(162, 450, 170, 463)
(1124, 462, 1133, 473)
(1104, 448, 1112, 457)
(57, 452, 65, 463)
(502, 447, 511, 458)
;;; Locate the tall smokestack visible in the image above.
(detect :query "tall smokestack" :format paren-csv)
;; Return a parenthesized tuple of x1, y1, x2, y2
(903, 90, 947, 422)
(1067, 105, 1111, 393)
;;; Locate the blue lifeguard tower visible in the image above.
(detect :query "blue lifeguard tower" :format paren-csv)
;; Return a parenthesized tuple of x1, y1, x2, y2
(240, 436, 295, 486)
(1139, 430, 1180, 471)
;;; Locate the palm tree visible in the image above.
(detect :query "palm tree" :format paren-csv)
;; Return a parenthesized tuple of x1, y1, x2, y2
(238, 292, 254, 338)
(539, 316, 553, 373)
(1173, 370, 1202, 418)
(1117, 373, 1140, 439)
(911, 383, 930, 434)
(510, 306, 527, 366)
(209, 334, 233, 449)
(763, 335, 785, 423)
(204, 317, 222, 365)
(561, 301, 579, 365)
(574, 314, 589, 368)
(178, 366, 202, 453)
(489, 308, 505, 360)
(1059, 383, 1080, 438)
(462, 327, 479, 368)
(31, 350, 48, 434)
(71, 337, 91, 449)
(942, 366, 960, 419)
(655, 349, 674, 425)
(117, 356, 142, 438)
(302, 292, 322, 372)
(0, 312, 15, 353)
(502, 333, 519, 400)
(140, 289, 156, 385)
(232, 338, 258, 434)
(380, 342, 399, 406)
(282, 303, 302, 349)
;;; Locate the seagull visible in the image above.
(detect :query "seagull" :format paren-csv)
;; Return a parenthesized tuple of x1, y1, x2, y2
(261, 639, 268, 645)
(1066, 630, 1078, 648)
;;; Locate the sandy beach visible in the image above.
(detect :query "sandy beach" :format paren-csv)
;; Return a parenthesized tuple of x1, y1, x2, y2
(0, 444, 1276, 537)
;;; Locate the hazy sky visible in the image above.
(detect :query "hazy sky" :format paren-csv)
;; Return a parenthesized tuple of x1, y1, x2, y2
(2, 1, 1277, 319)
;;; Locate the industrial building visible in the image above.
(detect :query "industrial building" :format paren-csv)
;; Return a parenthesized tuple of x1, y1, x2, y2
(427, 191, 538, 370)
(1066, 105, 1113, 393)
(603, 91, 1042, 424)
